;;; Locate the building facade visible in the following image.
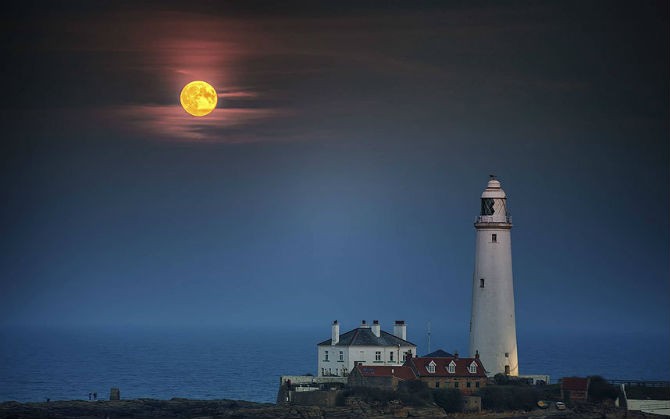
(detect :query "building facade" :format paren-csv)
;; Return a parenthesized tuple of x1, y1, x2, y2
(560, 377, 591, 402)
(317, 320, 416, 377)
(405, 352, 488, 394)
(347, 350, 488, 394)
(469, 176, 520, 376)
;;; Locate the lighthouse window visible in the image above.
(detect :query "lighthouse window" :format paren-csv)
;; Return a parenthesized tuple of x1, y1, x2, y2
(481, 198, 495, 215)
(480, 278, 485, 288)
(492, 234, 497, 243)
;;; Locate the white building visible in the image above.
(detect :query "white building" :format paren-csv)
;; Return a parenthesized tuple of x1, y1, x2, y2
(469, 176, 519, 376)
(317, 320, 417, 377)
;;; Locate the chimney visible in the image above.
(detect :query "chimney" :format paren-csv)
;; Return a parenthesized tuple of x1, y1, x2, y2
(331, 320, 339, 345)
(393, 320, 407, 341)
(372, 320, 381, 337)
(360, 320, 369, 328)
(475, 350, 480, 360)
(454, 351, 459, 359)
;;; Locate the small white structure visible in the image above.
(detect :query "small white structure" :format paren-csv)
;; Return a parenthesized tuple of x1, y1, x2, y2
(627, 400, 670, 416)
(518, 374, 550, 385)
(317, 320, 416, 377)
(469, 176, 519, 376)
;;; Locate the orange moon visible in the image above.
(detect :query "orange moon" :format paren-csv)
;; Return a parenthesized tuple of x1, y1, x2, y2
(180, 81, 218, 116)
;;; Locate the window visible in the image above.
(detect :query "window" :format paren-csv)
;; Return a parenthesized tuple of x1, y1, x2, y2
(492, 234, 497, 243)
(339, 351, 344, 361)
(402, 353, 407, 362)
(389, 351, 394, 362)
(454, 381, 459, 388)
(475, 381, 480, 388)
(448, 361, 456, 374)
(321, 368, 325, 375)
(324, 351, 329, 361)
(505, 365, 510, 375)
(375, 351, 382, 361)
(467, 382, 471, 388)
(469, 361, 477, 373)
(481, 198, 495, 215)
(480, 278, 485, 288)
(505, 352, 509, 358)
(427, 361, 436, 373)
(435, 382, 440, 388)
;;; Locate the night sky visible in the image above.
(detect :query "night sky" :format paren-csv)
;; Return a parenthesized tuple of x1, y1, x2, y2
(1, 1, 668, 345)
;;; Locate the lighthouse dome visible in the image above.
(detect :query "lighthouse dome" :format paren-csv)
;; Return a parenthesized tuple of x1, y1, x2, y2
(481, 178, 507, 199)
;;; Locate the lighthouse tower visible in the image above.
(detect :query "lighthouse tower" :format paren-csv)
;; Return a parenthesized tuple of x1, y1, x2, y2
(469, 176, 519, 376)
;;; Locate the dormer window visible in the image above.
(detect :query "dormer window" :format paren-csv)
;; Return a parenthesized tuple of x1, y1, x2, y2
(469, 361, 477, 374)
(448, 360, 456, 374)
(427, 361, 436, 373)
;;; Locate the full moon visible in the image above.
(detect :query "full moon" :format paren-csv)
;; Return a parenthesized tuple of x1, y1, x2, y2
(180, 81, 218, 117)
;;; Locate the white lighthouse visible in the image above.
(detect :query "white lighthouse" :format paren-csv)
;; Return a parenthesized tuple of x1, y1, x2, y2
(469, 176, 519, 376)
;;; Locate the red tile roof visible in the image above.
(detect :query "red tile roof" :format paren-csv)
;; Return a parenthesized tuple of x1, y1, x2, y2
(353, 365, 417, 381)
(406, 356, 487, 378)
(561, 377, 590, 391)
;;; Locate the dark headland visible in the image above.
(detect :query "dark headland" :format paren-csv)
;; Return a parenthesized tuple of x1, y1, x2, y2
(0, 398, 660, 419)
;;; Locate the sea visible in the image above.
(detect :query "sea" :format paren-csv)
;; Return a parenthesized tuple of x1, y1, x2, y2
(0, 327, 668, 404)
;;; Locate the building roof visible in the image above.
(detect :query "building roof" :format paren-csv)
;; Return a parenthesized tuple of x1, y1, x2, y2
(406, 356, 487, 378)
(423, 349, 454, 358)
(353, 365, 416, 381)
(561, 377, 590, 391)
(318, 327, 416, 347)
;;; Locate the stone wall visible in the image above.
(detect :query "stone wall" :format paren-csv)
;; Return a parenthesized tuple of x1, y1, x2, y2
(289, 390, 342, 407)
(348, 370, 396, 390)
(417, 376, 486, 394)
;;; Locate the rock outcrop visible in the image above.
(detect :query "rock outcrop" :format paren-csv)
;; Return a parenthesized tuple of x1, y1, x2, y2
(0, 399, 657, 419)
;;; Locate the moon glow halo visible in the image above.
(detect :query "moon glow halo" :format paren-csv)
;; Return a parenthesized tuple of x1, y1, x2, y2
(180, 81, 218, 117)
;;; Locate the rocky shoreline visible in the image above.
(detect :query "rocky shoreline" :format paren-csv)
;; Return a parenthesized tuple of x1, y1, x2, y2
(0, 398, 661, 419)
